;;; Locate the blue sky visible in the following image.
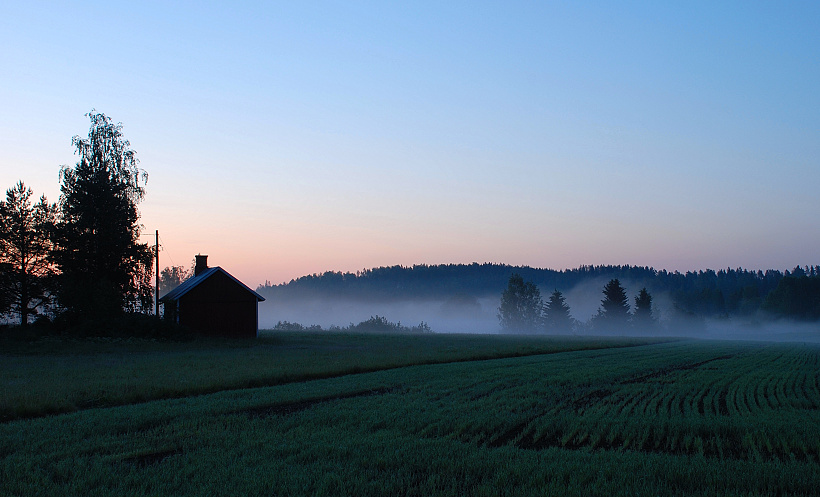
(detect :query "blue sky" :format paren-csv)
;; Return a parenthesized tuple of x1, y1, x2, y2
(1, 1, 818, 286)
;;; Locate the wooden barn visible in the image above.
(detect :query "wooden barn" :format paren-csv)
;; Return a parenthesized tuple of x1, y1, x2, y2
(161, 255, 265, 338)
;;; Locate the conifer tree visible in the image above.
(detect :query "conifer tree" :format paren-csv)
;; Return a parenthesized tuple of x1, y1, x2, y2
(633, 287, 656, 329)
(0, 182, 57, 325)
(593, 278, 631, 331)
(544, 289, 574, 333)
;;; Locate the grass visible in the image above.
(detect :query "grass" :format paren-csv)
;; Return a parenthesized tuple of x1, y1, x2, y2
(0, 330, 665, 421)
(1, 333, 818, 495)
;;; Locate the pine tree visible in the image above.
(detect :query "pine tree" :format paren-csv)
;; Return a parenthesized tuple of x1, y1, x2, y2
(544, 289, 574, 333)
(593, 278, 631, 331)
(633, 287, 656, 330)
(0, 182, 57, 325)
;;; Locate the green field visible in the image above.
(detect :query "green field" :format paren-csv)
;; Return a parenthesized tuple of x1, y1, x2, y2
(1, 332, 818, 496)
(0, 332, 663, 422)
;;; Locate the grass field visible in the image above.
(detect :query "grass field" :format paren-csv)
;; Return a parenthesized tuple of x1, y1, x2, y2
(0, 331, 664, 422)
(1, 332, 818, 496)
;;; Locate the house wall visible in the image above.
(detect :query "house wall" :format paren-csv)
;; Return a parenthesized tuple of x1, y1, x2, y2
(178, 271, 259, 338)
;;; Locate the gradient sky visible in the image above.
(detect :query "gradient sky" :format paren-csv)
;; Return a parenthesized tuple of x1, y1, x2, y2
(2, 1, 819, 287)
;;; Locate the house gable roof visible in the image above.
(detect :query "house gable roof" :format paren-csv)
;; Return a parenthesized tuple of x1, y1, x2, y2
(160, 266, 265, 302)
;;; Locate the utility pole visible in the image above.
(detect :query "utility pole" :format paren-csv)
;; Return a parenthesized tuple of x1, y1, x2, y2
(155, 230, 160, 317)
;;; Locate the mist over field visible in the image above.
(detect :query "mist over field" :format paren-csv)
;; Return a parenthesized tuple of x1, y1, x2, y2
(692, 319, 820, 343)
(259, 296, 501, 334)
(254, 262, 820, 341)
(259, 292, 820, 342)
(256, 275, 656, 334)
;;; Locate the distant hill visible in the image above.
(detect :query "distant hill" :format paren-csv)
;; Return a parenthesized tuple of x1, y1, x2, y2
(259, 263, 655, 300)
(257, 263, 820, 320)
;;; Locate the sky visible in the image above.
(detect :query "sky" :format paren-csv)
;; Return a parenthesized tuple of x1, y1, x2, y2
(1, 1, 819, 288)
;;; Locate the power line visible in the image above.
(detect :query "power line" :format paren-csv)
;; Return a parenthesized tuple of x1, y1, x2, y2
(142, 231, 188, 270)
(157, 233, 181, 269)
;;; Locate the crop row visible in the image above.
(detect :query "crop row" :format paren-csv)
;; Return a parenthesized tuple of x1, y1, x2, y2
(323, 341, 820, 463)
(499, 344, 817, 461)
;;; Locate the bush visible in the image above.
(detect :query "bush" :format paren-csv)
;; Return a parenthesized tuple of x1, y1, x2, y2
(271, 316, 434, 334)
(272, 321, 323, 332)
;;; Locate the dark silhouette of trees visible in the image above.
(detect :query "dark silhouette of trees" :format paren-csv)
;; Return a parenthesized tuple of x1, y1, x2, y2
(159, 265, 192, 297)
(0, 266, 8, 318)
(544, 289, 574, 333)
(601, 279, 630, 318)
(592, 279, 631, 331)
(51, 111, 153, 319)
(343, 315, 432, 334)
(498, 273, 543, 333)
(0, 181, 57, 325)
(633, 287, 656, 330)
(273, 316, 432, 333)
(762, 276, 820, 320)
(258, 263, 662, 302)
(253, 263, 820, 324)
(0, 262, 8, 318)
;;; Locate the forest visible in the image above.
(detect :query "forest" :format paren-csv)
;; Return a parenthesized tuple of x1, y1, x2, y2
(257, 263, 820, 323)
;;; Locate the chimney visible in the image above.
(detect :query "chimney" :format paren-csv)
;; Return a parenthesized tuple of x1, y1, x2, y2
(194, 254, 208, 276)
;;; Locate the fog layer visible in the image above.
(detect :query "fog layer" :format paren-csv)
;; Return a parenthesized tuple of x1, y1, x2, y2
(259, 293, 820, 342)
(260, 296, 501, 334)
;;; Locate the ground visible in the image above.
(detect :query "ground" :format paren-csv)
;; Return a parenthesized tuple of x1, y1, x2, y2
(1, 332, 818, 496)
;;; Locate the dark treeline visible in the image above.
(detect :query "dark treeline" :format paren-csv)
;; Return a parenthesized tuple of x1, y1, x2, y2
(259, 263, 661, 299)
(258, 263, 820, 321)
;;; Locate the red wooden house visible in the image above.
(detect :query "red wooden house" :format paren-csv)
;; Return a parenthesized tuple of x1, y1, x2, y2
(161, 255, 265, 338)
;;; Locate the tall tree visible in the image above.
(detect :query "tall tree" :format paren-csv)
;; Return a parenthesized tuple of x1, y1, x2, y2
(0, 182, 57, 325)
(544, 289, 574, 333)
(633, 287, 655, 329)
(52, 111, 153, 318)
(593, 278, 631, 331)
(498, 273, 543, 333)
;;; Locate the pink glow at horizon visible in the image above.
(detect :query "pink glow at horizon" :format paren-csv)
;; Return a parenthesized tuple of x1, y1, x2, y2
(2, 2, 818, 288)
